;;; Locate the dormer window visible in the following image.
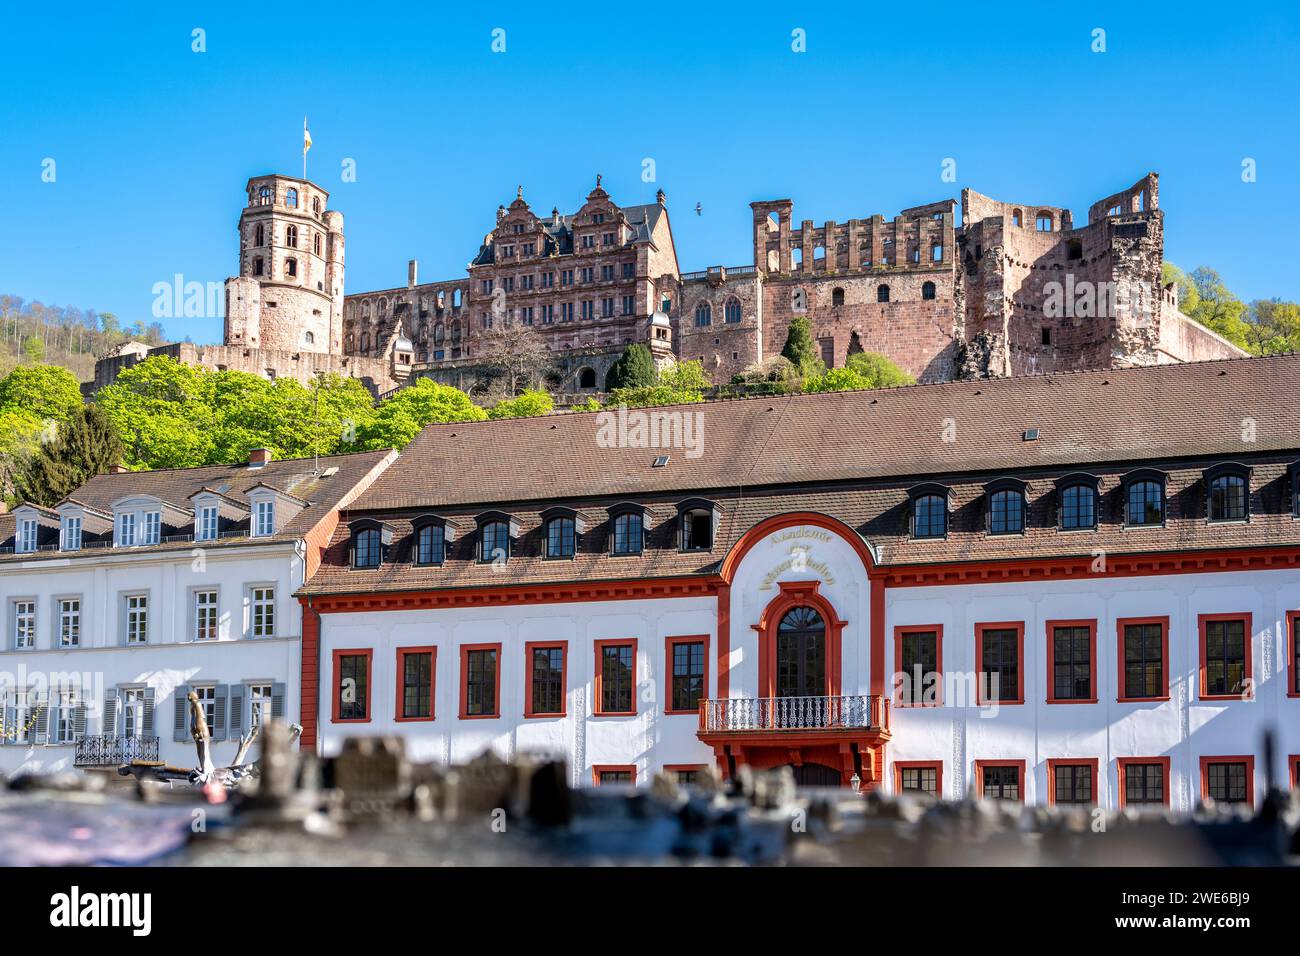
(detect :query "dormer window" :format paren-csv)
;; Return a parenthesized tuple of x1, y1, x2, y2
(117, 513, 136, 547)
(907, 483, 950, 539)
(1055, 473, 1100, 531)
(197, 504, 218, 542)
(985, 479, 1028, 535)
(545, 517, 575, 558)
(677, 499, 719, 552)
(608, 503, 649, 556)
(254, 500, 275, 537)
(415, 522, 446, 566)
(60, 515, 81, 551)
(143, 511, 161, 545)
(17, 518, 37, 554)
(1122, 469, 1167, 527)
(1204, 462, 1250, 523)
(480, 521, 509, 563)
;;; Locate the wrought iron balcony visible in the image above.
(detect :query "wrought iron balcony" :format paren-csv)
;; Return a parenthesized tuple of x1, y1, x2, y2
(73, 735, 160, 768)
(699, 695, 889, 734)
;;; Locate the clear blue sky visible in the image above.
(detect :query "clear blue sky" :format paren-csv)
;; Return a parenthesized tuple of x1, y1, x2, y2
(2, 1, 1297, 344)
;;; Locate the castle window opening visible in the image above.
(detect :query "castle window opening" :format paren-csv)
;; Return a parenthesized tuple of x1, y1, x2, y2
(1068, 239, 1083, 260)
(932, 242, 943, 262)
(1012, 209, 1022, 227)
(1036, 211, 1054, 232)
(922, 281, 936, 300)
(814, 245, 825, 261)
(725, 297, 742, 323)
(312, 197, 321, 214)
(832, 287, 845, 307)
(314, 233, 322, 255)
(253, 257, 264, 277)
(360, 333, 370, 351)
(1136, 191, 1146, 211)
(286, 188, 298, 208)
(304, 331, 314, 345)
(877, 284, 890, 303)
(909, 243, 920, 263)
(695, 302, 712, 327)
(1041, 327, 1052, 346)
(791, 247, 803, 268)
(578, 367, 597, 390)
(287, 225, 298, 248)
(254, 224, 264, 246)
(286, 258, 298, 277)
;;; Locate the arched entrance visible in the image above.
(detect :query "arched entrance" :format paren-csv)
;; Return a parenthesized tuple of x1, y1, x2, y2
(776, 606, 826, 700)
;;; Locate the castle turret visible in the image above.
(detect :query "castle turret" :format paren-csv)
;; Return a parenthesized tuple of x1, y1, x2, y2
(224, 174, 342, 354)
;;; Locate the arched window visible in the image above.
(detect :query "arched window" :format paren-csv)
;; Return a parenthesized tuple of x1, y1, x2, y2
(545, 516, 576, 559)
(724, 297, 742, 323)
(986, 483, 1026, 535)
(678, 500, 717, 551)
(303, 331, 314, 345)
(1058, 483, 1096, 530)
(314, 233, 322, 255)
(285, 188, 299, 208)
(777, 606, 826, 699)
(1206, 465, 1250, 522)
(254, 224, 264, 247)
(1036, 211, 1053, 232)
(578, 367, 596, 389)
(922, 281, 936, 300)
(433, 323, 445, 345)
(286, 225, 298, 248)
(352, 528, 381, 568)
(913, 494, 947, 539)
(1124, 474, 1165, 526)
(695, 302, 712, 327)
(451, 321, 462, 344)
(312, 197, 321, 214)
(611, 512, 643, 555)
(258, 186, 271, 205)
(479, 520, 510, 563)
(831, 287, 845, 307)
(877, 284, 890, 303)
(415, 522, 445, 566)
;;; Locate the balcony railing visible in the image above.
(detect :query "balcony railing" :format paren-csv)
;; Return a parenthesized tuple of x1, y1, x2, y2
(699, 695, 889, 734)
(74, 735, 160, 767)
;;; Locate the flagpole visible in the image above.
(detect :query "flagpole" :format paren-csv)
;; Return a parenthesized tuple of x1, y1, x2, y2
(303, 116, 307, 181)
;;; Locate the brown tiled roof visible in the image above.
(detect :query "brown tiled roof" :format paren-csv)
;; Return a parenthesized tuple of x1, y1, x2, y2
(356, 353, 1300, 511)
(0, 450, 394, 562)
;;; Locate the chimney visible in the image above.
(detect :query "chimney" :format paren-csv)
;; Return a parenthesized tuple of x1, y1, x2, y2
(248, 448, 272, 468)
(108, 463, 129, 474)
(407, 259, 418, 288)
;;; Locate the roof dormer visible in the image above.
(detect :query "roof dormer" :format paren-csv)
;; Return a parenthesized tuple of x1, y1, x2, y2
(246, 484, 307, 537)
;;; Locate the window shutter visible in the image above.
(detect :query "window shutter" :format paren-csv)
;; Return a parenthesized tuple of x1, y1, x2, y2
(212, 684, 228, 741)
(33, 696, 49, 745)
(173, 685, 189, 742)
(102, 688, 119, 737)
(271, 682, 286, 720)
(73, 701, 87, 739)
(228, 686, 243, 740)
(142, 688, 155, 738)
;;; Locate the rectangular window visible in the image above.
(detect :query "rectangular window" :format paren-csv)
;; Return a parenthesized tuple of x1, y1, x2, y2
(396, 647, 436, 721)
(977, 761, 1024, 801)
(143, 511, 161, 545)
(601, 264, 614, 280)
(415, 523, 445, 565)
(193, 590, 218, 641)
(622, 295, 634, 316)
(461, 645, 500, 718)
(581, 267, 594, 283)
(186, 685, 214, 740)
(254, 500, 275, 536)
(1118, 757, 1169, 808)
(581, 300, 594, 320)
(117, 512, 135, 547)
(895, 626, 942, 707)
(525, 642, 566, 717)
(561, 269, 573, 286)
(595, 640, 636, 715)
(197, 505, 218, 541)
(592, 765, 636, 786)
(125, 593, 148, 644)
(895, 761, 942, 797)
(1048, 759, 1098, 805)
(51, 688, 78, 744)
(61, 516, 81, 551)
(561, 302, 574, 322)
(666, 636, 707, 714)
(622, 262, 635, 279)
(249, 683, 273, 729)
(1118, 617, 1169, 701)
(1201, 757, 1253, 805)
(250, 586, 275, 638)
(333, 649, 372, 722)
(12, 600, 36, 649)
(1199, 614, 1251, 699)
(1047, 620, 1096, 703)
(664, 765, 707, 785)
(17, 518, 36, 553)
(601, 297, 614, 318)
(976, 623, 1023, 704)
(58, 598, 80, 648)
(541, 272, 554, 288)
(1292, 612, 1300, 698)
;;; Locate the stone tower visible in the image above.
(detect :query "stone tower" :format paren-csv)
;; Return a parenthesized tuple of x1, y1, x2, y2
(224, 175, 345, 355)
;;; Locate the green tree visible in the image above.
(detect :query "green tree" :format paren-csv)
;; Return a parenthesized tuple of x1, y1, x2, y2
(12, 404, 124, 506)
(1184, 266, 1250, 348)
(803, 352, 913, 393)
(606, 359, 710, 408)
(94, 355, 216, 468)
(489, 389, 554, 419)
(780, 316, 821, 376)
(604, 343, 656, 391)
(0, 363, 84, 423)
(1245, 298, 1300, 355)
(357, 379, 485, 449)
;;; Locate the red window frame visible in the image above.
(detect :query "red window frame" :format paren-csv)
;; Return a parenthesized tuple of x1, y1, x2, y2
(893, 625, 944, 707)
(1116, 756, 1172, 808)
(1197, 612, 1253, 701)
(331, 648, 373, 723)
(592, 764, 637, 786)
(394, 645, 436, 722)
(664, 634, 709, 715)
(523, 640, 568, 718)
(893, 760, 943, 797)
(1286, 611, 1300, 699)
(593, 638, 638, 716)
(1115, 616, 1170, 703)
(458, 642, 502, 720)
(973, 759, 1026, 802)
(1044, 619, 1097, 704)
(1290, 755, 1300, 790)
(1198, 754, 1256, 806)
(974, 622, 1025, 706)
(1046, 757, 1100, 806)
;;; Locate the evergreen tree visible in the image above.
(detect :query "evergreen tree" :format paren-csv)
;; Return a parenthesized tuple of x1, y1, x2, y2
(780, 316, 819, 374)
(13, 404, 124, 506)
(604, 343, 656, 391)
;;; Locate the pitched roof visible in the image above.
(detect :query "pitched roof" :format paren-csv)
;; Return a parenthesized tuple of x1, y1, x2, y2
(354, 353, 1300, 512)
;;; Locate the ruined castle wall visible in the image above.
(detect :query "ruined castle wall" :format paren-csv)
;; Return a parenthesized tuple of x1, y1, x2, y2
(676, 270, 762, 382)
(1154, 302, 1248, 365)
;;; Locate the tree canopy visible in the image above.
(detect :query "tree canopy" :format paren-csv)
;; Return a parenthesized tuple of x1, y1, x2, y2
(604, 343, 657, 391)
